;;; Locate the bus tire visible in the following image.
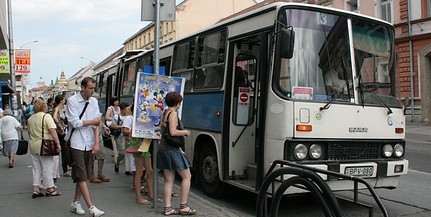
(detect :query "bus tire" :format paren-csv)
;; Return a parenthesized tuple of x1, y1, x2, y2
(198, 144, 225, 198)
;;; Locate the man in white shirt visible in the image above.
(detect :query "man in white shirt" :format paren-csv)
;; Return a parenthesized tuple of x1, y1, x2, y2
(66, 77, 105, 217)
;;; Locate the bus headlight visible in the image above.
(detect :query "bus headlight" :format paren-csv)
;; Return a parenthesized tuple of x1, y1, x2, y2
(294, 144, 308, 160)
(382, 144, 393, 157)
(309, 144, 322, 159)
(393, 143, 404, 157)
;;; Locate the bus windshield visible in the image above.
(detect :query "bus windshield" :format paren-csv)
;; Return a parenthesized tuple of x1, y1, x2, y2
(276, 8, 400, 108)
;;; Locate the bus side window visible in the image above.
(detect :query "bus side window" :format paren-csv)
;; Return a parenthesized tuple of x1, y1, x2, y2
(203, 65, 223, 88)
(194, 68, 206, 89)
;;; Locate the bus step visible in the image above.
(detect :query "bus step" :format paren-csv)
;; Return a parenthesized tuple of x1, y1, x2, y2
(247, 163, 257, 181)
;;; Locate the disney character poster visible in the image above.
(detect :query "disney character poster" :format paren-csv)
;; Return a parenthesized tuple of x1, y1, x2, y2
(132, 71, 185, 139)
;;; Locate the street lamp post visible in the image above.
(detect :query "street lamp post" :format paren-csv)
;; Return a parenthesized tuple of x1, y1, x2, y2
(19, 40, 39, 104)
(20, 40, 39, 49)
(80, 56, 94, 63)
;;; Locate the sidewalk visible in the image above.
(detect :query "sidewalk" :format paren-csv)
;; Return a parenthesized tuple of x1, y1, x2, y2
(0, 130, 240, 217)
(1, 123, 427, 217)
(406, 121, 431, 136)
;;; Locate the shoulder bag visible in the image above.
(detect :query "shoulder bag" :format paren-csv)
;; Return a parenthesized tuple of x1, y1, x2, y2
(65, 102, 89, 166)
(40, 114, 59, 156)
(163, 111, 184, 148)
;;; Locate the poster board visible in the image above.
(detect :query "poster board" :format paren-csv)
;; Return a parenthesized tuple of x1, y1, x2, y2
(132, 70, 185, 139)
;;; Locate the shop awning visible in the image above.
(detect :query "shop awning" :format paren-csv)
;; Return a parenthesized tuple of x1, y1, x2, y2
(0, 81, 15, 93)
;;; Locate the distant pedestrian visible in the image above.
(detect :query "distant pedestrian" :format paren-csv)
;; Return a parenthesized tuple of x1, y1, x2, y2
(118, 102, 136, 178)
(27, 99, 61, 198)
(47, 97, 54, 114)
(27, 99, 35, 119)
(65, 77, 105, 217)
(21, 102, 28, 127)
(104, 96, 124, 174)
(0, 109, 23, 168)
(53, 94, 70, 177)
(89, 93, 110, 184)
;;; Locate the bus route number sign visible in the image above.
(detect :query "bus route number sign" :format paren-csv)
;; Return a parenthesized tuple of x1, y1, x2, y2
(344, 166, 373, 177)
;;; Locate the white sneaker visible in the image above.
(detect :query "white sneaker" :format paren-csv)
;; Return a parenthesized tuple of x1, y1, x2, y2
(70, 201, 85, 215)
(89, 206, 105, 217)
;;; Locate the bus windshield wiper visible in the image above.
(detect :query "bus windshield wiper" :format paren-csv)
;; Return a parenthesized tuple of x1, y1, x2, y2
(320, 94, 335, 111)
(367, 92, 393, 115)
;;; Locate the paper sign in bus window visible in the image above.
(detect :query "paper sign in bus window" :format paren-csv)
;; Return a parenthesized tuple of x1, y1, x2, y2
(292, 87, 313, 100)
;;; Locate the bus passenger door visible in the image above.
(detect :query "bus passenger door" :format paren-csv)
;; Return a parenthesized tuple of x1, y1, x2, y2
(228, 38, 259, 188)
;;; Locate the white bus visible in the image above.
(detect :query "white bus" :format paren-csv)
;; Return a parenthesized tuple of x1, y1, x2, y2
(99, 2, 409, 197)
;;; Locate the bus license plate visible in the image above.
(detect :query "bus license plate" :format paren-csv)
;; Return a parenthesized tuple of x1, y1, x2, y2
(344, 166, 373, 177)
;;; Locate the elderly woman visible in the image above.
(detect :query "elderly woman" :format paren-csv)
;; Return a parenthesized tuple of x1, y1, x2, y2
(28, 99, 61, 198)
(0, 108, 23, 168)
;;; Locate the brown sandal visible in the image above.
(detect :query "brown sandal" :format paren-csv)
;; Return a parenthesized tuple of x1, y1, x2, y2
(179, 203, 196, 215)
(45, 188, 61, 196)
(164, 207, 178, 216)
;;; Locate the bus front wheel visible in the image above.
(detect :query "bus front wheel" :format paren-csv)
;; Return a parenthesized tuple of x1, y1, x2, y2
(198, 144, 224, 198)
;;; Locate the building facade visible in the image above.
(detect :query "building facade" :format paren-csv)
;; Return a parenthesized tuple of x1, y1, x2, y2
(393, 0, 431, 123)
(0, 0, 14, 109)
(123, 0, 257, 51)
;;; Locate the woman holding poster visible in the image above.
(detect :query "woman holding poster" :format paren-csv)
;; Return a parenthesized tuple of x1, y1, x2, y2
(122, 103, 156, 205)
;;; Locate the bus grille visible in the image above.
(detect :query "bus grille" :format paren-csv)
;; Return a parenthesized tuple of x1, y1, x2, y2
(328, 143, 380, 160)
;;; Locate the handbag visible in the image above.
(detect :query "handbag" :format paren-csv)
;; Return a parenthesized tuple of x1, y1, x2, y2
(65, 102, 89, 166)
(109, 108, 122, 137)
(16, 133, 28, 155)
(163, 111, 184, 148)
(40, 114, 59, 156)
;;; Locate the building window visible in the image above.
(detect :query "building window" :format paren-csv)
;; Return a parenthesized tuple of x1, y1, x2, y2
(345, 0, 358, 12)
(380, 0, 392, 23)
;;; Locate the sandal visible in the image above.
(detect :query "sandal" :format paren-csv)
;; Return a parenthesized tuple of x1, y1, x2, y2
(45, 188, 61, 196)
(179, 203, 196, 215)
(136, 199, 151, 205)
(164, 207, 179, 216)
(32, 190, 44, 199)
(148, 197, 163, 203)
(171, 192, 179, 197)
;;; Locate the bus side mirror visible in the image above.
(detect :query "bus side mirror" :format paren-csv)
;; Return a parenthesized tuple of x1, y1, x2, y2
(278, 28, 295, 59)
(403, 97, 411, 114)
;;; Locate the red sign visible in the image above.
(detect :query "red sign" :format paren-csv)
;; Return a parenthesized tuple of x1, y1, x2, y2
(14, 49, 31, 74)
(238, 87, 250, 106)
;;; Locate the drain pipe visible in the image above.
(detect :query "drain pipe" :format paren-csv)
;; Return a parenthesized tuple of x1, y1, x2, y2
(407, 0, 415, 121)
